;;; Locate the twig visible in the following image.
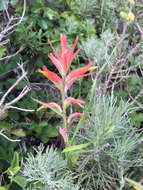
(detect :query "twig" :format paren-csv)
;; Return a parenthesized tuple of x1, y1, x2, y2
(5, 86, 30, 107)
(0, 39, 9, 46)
(0, 129, 20, 142)
(0, 46, 24, 61)
(136, 22, 143, 35)
(4, 3, 10, 20)
(6, 106, 34, 112)
(128, 89, 143, 109)
(0, 0, 26, 42)
(112, 61, 141, 75)
(80, 143, 110, 170)
(0, 72, 27, 107)
(103, 23, 128, 94)
(94, 143, 110, 156)
(135, 70, 143, 88)
(0, 60, 28, 80)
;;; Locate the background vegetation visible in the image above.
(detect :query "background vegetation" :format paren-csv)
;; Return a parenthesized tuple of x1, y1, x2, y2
(0, 0, 143, 189)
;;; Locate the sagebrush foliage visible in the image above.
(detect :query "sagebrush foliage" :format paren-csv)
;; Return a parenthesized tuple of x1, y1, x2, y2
(22, 145, 81, 190)
(75, 96, 143, 190)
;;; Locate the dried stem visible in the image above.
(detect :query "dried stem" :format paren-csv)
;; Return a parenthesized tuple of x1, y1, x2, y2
(0, 0, 26, 42)
(6, 106, 34, 112)
(0, 72, 27, 107)
(0, 129, 20, 142)
(0, 46, 24, 61)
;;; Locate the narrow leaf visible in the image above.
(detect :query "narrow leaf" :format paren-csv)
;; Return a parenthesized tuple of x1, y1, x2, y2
(11, 152, 19, 169)
(0, 187, 7, 190)
(125, 178, 143, 190)
(62, 143, 91, 153)
(8, 166, 20, 176)
(11, 129, 25, 137)
(12, 176, 27, 188)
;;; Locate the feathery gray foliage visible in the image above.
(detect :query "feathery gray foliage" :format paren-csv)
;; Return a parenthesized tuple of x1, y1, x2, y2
(22, 145, 80, 190)
(76, 96, 143, 190)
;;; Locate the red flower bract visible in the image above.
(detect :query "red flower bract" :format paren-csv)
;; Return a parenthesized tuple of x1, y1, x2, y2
(38, 65, 62, 90)
(39, 35, 94, 91)
(64, 97, 85, 108)
(48, 34, 80, 76)
(66, 61, 92, 84)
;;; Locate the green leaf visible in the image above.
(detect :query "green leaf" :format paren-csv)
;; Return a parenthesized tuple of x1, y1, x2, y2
(8, 110, 19, 120)
(40, 136, 49, 143)
(125, 178, 143, 189)
(66, 0, 71, 5)
(0, 121, 13, 130)
(62, 143, 91, 153)
(8, 152, 20, 176)
(0, 187, 7, 190)
(7, 78, 16, 85)
(131, 113, 143, 127)
(7, 78, 27, 90)
(70, 152, 79, 165)
(12, 176, 27, 188)
(43, 7, 59, 20)
(0, 110, 8, 120)
(32, 3, 43, 13)
(40, 20, 48, 30)
(128, 74, 139, 86)
(0, 46, 6, 58)
(11, 152, 19, 169)
(45, 125, 59, 137)
(61, 11, 71, 20)
(129, 56, 135, 66)
(8, 166, 20, 176)
(11, 129, 25, 137)
(15, 81, 27, 90)
(39, 121, 47, 127)
(40, 124, 59, 143)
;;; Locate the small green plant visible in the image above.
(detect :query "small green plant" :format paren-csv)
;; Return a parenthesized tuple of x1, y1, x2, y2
(0, 151, 27, 190)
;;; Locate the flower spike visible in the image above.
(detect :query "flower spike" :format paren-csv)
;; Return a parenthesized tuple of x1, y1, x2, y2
(48, 34, 80, 77)
(38, 34, 95, 147)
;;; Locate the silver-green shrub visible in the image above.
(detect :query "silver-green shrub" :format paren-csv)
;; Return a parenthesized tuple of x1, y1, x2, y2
(76, 96, 143, 190)
(22, 145, 80, 190)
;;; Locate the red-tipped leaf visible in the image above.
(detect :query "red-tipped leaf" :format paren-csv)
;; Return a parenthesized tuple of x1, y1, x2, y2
(64, 97, 85, 109)
(37, 102, 63, 116)
(38, 66, 62, 90)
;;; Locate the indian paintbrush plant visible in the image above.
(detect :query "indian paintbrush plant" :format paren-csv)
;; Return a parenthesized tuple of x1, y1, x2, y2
(36, 34, 95, 147)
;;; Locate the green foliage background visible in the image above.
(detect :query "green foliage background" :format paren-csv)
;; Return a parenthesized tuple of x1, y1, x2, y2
(0, 0, 143, 189)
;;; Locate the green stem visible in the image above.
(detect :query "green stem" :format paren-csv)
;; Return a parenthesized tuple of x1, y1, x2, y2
(61, 77, 73, 169)
(61, 77, 69, 146)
